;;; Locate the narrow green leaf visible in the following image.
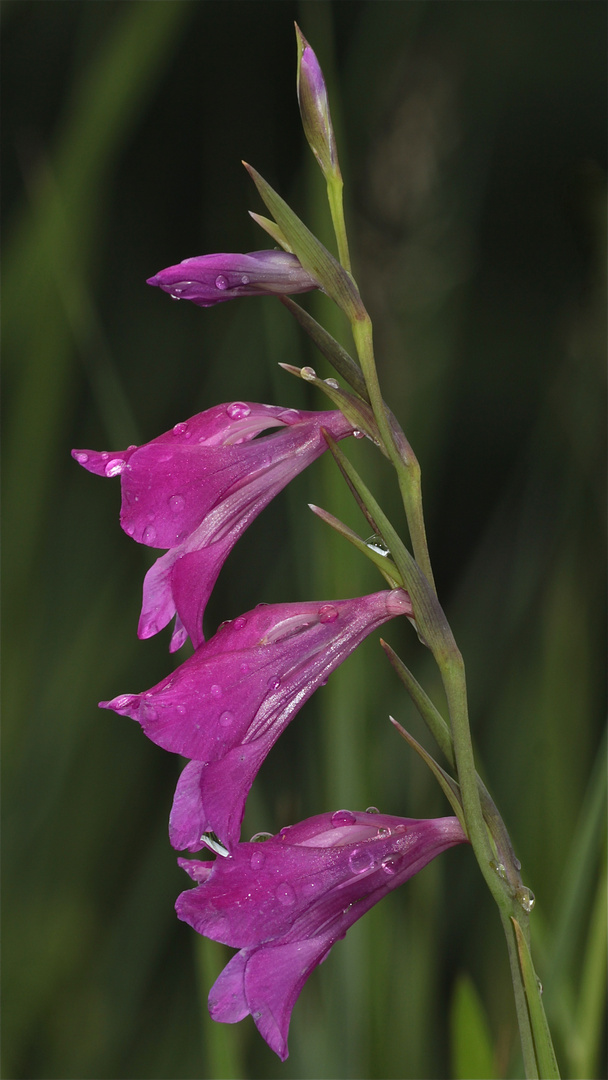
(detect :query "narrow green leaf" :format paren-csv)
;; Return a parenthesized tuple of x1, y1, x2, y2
(278, 296, 369, 400)
(512, 918, 561, 1079)
(389, 717, 467, 833)
(308, 504, 402, 587)
(278, 362, 383, 448)
(381, 642, 454, 765)
(248, 211, 293, 252)
(243, 162, 365, 320)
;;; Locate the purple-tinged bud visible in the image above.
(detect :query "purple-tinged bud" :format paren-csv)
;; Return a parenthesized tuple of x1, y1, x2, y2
(147, 250, 318, 308)
(296, 25, 340, 179)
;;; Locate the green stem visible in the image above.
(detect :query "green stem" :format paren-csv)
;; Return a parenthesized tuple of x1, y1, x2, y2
(351, 316, 436, 590)
(326, 173, 351, 274)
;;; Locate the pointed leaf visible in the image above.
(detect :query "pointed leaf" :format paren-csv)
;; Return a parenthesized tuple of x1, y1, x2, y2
(390, 717, 467, 833)
(511, 918, 561, 1079)
(249, 212, 293, 253)
(278, 296, 369, 400)
(308, 504, 402, 587)
(243, 163, 365, 321)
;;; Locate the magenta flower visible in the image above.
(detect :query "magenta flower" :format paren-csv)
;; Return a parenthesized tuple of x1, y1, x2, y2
(100, 590, 413, 851)
(73, 403, 354, 651)
(176, 809, 467, 1060)
(146, 250, 317, 308)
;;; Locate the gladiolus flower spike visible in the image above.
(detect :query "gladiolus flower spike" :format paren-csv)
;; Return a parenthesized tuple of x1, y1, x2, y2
(176, 809, 467, 1060)
(101, 589, 413, 852)
(147, 250, 317, 308)
(73, 403, 355, 652)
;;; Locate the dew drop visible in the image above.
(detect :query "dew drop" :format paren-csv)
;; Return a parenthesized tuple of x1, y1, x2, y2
(353, 430, 365, 439)
(176, 704, 186, 716)
(366, 806, 380, 815)
(74, 452, 89, 464)
(300, 366, 316, 381)
(331, 809, 357, 828)
(318, 604, 338, 624)
(104, 458, 126, 477)
(234, 616, 247, 630)
(240, 663, 249, 674)
(125, 524, 135, 536)
(219, 710, 233, 727)
(250, 849, 265, 870)
(168, 494, 185, 513)
(173, 421, 188, 436)
(250, 831, 273, 843)
(514, 856, 522, 871)
(516, 886, 535, 913)
(226, 401, 251, 420)
(365, 534, 390, 557)
(277, 408, 301, 424)
(170, 293, 181, 301)
(143, 524, 157, 544)
(215, 274, 228, 290)
(490, 860, 508, 881)
(348, 847, 375, 874)
(210, 685, 222, 699)
(267, 676, 281, 691)
(381, 856, 398, 876)
(324, 378, 339, 389)
(241, 274, 250, 285)
(101, 452, 109, 460)
(276, 882, 296, 906)
(376, 826, 391, 839)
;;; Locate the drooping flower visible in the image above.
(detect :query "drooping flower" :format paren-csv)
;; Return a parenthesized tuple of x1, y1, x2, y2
(146, 250, 318, 308)
(72, 403, 354, 651)
(100, 590, 413, 851)
(176, 809, 467, 1060)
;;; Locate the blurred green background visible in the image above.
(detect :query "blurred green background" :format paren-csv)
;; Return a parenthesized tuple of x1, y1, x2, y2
(2, 2, 606, 1078)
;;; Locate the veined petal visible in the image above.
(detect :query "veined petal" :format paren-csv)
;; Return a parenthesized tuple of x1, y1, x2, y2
(73, 404, 355, 648)
(101, 590, 413, 850)
(177, 811, 467, 1059)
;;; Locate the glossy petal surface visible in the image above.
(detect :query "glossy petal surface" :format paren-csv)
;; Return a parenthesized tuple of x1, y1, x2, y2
(101, 590, 413, 850)
(176, 811, 467, 1059)
(147, 250, 317, 307)
(73, 403, 354, 648)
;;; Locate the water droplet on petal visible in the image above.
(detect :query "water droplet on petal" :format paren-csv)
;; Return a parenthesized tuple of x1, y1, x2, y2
(168, 494, 185, 513)
(176, 705, 186, 716)
(241, 274, 250, 284)
(381, 856, 398, 876)
(516, 886, 535, 913)
(276, 882, 296, 906)
(104, 458, 126, 477)
(74, 452, 89, 464)
(173, 421, 188, 436)
(366, 806, 380, 815)
(210, 685, 222, 699)
(226, 401, 251, 420)
(325, 378, 339, 389)
(250, 849, 265, 870)
(490, 860, 508, 881)
(143, 524, 157, 544)
(250, 831, 273, 843)
(101, 452, 109, 460)
(277, 408, 301, 424)
(348, 847, 375, 874)
(219, 710, 233, 727)
(318, 604, 338, 624)
(125, 524, 135, 536)
(170, 293, 181, 301)
(267, 676, 281, 690)
(301, 366, 316, 381)
(234, 616, 247, 630)
(331, 810, 357, 828)
(376, 826, 391, 838)
(215, 274, 228, 290)
(353, 430, 365, 439)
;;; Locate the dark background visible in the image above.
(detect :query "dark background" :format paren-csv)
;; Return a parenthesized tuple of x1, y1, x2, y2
(3, 2, 606, 1077)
